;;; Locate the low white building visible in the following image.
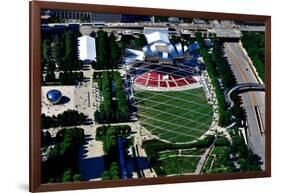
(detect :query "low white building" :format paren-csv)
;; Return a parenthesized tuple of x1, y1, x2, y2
(78, 35, 96, 62)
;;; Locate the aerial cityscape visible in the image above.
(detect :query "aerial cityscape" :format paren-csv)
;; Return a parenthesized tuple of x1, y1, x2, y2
(40, 9, 265, 183)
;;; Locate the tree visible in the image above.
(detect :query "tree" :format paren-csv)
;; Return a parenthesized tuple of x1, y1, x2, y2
(42, 38, 52, 66)
(94, 110, 101, 123)
(95, 30, 121, 69)
(195, 32, 204, 47)
(59, 71, 83, 85)
(138, 34, 148, 47)
(96, 30, 109, 68)
(53, 34, 64, 68)
(120, 34, 133, 55)
(42, 128, 84, 183)
(113, 72, 129, 122)
(109, 162, 119, 179)
(44, 72, 56, 83)
(103, 127, 116, 153)
(90, 31, 96, 38)
(108, 33, 120, 68)
(46, 60, 56, 73)
(72, 173, 81, 181)
(170, 35, 181, 45)
(64, 31, 80, 70)
(154, 16, 169, 22)
(241, 32, 265, 81)
(65, 31, 74, 63)
(95, 71, 130, 124)
(62, 169, 72, 182)
(41, 110, 87, 129)
(41, 131, 52, 147)
(101, 162, 120, 180)
(101, 171, 111, 180)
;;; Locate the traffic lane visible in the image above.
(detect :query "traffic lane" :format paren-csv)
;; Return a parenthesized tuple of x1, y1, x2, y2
(251, 91, 265, 131)
(232, 43, 259, 83)
(241, 90, 265, 130)
(241, 92, 265, 133)
(224, 43, 250, 83)
(224, 45, 245, 84)
(224, 43, 258, 84)
(241, 93, 265, 166)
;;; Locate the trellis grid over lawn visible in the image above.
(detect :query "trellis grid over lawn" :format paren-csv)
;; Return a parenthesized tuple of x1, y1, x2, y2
(135, 87, 213, 143)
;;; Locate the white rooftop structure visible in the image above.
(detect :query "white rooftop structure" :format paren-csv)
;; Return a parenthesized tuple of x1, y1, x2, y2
(78, 35, 96, 62)
(145, 31, 170, 45)
(124, 48, 145, 64)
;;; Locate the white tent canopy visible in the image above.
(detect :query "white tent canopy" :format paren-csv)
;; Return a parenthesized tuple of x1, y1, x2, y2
(78, 35, 96, 62)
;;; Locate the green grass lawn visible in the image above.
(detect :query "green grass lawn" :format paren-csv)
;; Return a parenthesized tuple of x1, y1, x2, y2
(135, 88, 213, 143)
(160, 156, 200, 175)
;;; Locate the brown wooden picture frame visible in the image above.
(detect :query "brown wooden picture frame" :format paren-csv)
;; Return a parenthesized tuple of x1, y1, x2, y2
(30, 1, 271, 192)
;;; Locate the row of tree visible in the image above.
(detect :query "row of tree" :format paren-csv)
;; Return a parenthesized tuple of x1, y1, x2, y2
(101, 162, 120, 180)
(41, 110, 87, 129)
(113, 72, 130, 122)
(42, 31, 82, 72)
(95, 125, 127, 180)
(94, 71, 130, 123)
(96, 125, 131, 153)
(197, 32, 245, 126)
(58, 71, 83, 85)
(41, 31, 84, 85)
(44, 71, 83, 85)
(95, 125, 132, 180)
(200, 40, 232, 126)
(92, 31, 121, 69)
(42, 127, 84, 183)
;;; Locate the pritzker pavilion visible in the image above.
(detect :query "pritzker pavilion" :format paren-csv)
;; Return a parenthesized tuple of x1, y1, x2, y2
(124, 27, 201, 90)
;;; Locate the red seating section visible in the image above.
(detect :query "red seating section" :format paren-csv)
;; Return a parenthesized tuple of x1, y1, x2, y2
(134, 72, 197, 88)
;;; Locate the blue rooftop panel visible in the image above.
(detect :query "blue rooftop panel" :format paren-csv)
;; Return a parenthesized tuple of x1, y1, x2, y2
(188, 43, 200, 53)
(204, 39, 213, 48)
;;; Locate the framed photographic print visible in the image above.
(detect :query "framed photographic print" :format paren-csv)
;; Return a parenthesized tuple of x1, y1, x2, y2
(30, 1, 271, 192)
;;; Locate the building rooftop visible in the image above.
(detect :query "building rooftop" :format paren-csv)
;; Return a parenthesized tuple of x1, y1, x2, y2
(188, 42, 200, 53)
(78, 35, 96, 62)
